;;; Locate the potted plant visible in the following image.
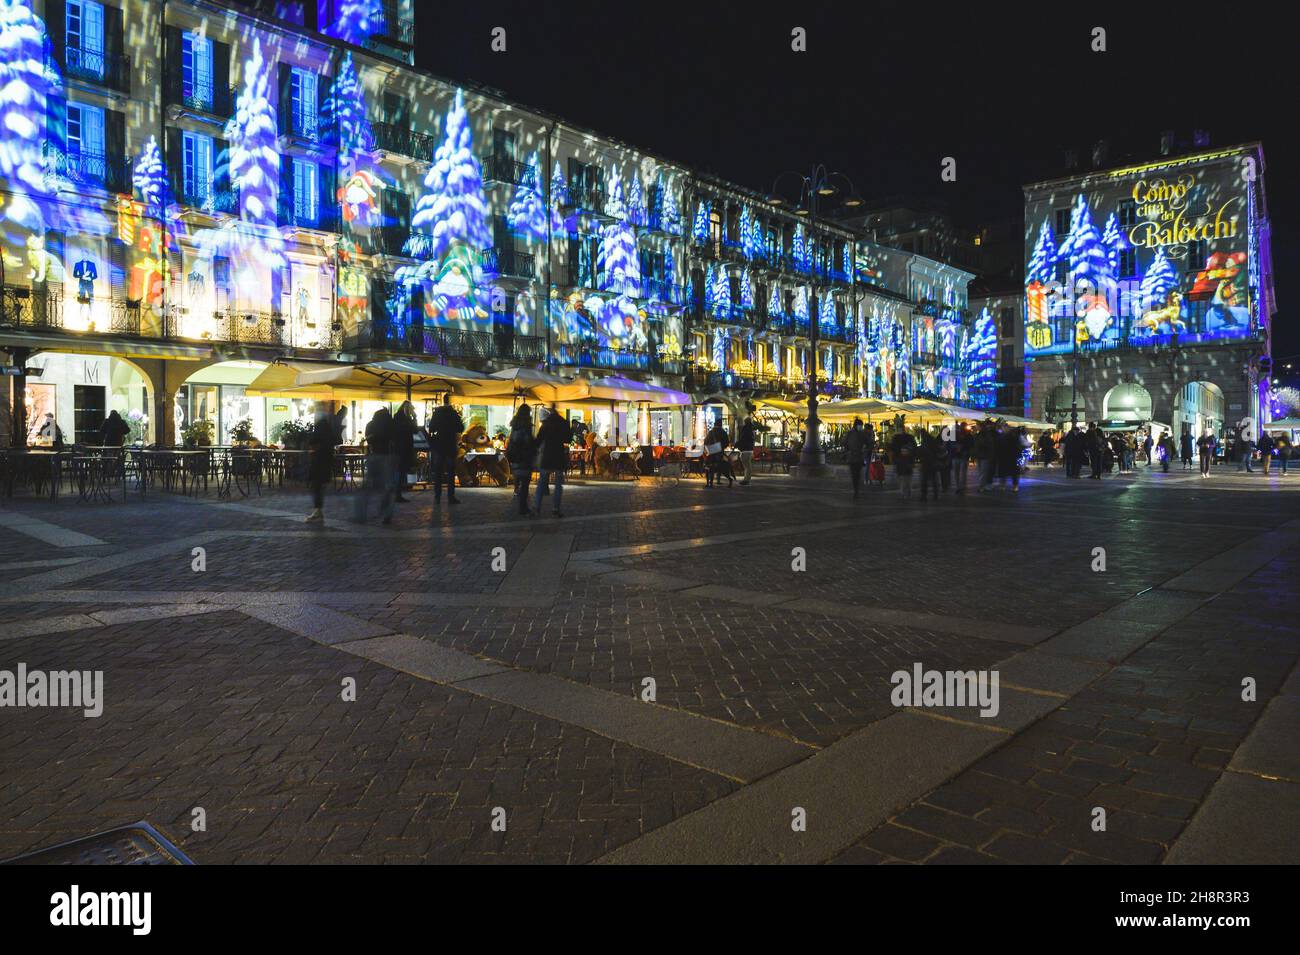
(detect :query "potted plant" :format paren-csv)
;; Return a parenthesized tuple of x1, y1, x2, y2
(126, 409, 149, 445)
(271, 418, 314, 450)
(228, 417, 259, 446)
(181, 419, 215, 448)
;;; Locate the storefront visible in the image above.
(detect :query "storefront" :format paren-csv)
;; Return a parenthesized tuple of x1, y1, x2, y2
(178, 360, 315, 445)
(21, 352, 151, 445)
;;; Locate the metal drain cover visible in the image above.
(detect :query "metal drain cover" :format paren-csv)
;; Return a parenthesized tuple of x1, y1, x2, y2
(1, 822, 193, 865)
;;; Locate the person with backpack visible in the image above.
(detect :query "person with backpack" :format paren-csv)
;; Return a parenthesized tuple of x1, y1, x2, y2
(505, 403, 535, 516)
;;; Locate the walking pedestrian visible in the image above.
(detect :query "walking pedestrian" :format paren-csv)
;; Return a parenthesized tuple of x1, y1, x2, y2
(1036, 430, 1057, 468)
(1180, 430, 1194, 470)
(918, 430, 943, 501)
(305, 409, 335, 523)
(951, 423, 971, 493)
(705, 420, 734, 488)
(533, 405, 572, 517)
(505, 403, 535, 516)
(975, 420, 995, 489)
(332, 406, 349, 445)
(1087, 423, 1104, 479)
(737, 415, 756, 485)
(844, 418, 867, 499)
(392, 400, 417, 502)
(1275, 433, 1291, 475)
(427, 395, 464, 506)
(353, 407, 396, 524)
(1236, 429, 1255, 473)
(1258, 430, 1275, 475)
(891, 425, 917, 499)
(1158, 433, 1175, 472)
(1062, 425, 1083, 478)
(1142, 431, 1154, 467)
(1197, 429, 1216, 477)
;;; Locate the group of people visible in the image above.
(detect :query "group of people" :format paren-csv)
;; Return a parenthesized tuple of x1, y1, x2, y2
(503, 402, 574, 518)
(1038, 424, 1292, 480)
(305, 396, 466, 525)
(842, 417, 1030, 500)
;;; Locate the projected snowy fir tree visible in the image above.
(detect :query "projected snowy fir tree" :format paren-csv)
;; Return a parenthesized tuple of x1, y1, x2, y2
(1137, 248, 1178, 315)
(657, 175, 681, 234)
(0, 0, 109, 247)
(1100, 212, 1127, 275)
(1026, 221, 1058, 285)
(325, 0, 385, 45)
(793, 286, 809, 323)
(599, 167, 640, 297)
(792, 228, 807, 271)
(692, 199, 710, 244)
(1056, 194, 1115, 342)
(397, 88, 493, 328)
(506, 151, 547, 242)
(191, 38, 285, 290)
(626, 173, 645, 227)
(820, 291, 836, 328)
(739, 205, 755, 257)
(326, 53, 385, 230)
(767, 283, 781, 321)
(740, 266, 754, 309)
(711, 261, 730, 317)
(132, 137, 166, 218)
(963, 307, 998, 407)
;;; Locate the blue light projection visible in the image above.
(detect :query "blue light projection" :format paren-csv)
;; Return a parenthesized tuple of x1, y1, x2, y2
(506, 151, 547, 243)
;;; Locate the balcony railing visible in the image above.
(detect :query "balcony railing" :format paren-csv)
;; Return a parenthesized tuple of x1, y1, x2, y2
(365, 3, 415, 48)
(64, 46, 131, 95)
(564, 183, 608, 214)
(1, 287, 141, 334)
(638, 277, 681, 304)
(167, 309, 342, 350)
(370, 322, 545, 363)
(282, 108, 320, 141)
(277, 197, 339, 232)
(482, 247, 535, 279)
(180, 187, 238, 216)
(372, 122, 435, 162)
(705, 369, 787, 394)
(483, 154, 530, 186)
(43, 145, 130, 193)
(169, 81, 236, 120)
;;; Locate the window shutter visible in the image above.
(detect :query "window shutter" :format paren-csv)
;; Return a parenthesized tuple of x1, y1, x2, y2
(212, 136, 230, 201)
(109, 239, 128, 301)
(278, 64, 292, 136)
(163, 26, 183, 106)
(47, 95, 68, 158)
(104, 4, 124, 90)
(165, 128, 182, 204)
(105, 108, 125, 190)
(47, 0, 67, 68)
(212, 40, 232, 116)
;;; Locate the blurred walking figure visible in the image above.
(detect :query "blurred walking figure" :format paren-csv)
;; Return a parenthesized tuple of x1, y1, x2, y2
(1275, 433, 1292, 475)
(392, 400, 417, 502)
(1086, 423, 1105, 479)
(1158, 433, 1175, 472)
(1062, 425, 1084, 478)
(354, 407, 396, 524)
(844, 418, 866, 499)
(533, 405, 572, 518)
(1036, 430, 1057, 468)
(951, 423, 972, 493)
(1235, 429, 1255, 473)
(918, 430, 943, 501)
(1257, 430, 1274, 475)
(1197, 429, 1216, 477)
(975, 420, 996, 490)
(737, 415, 756, 485)
(427, 395, 464, 506)
(705, 420, 734, 488)
(1180, 430, 1194, 470)
(305, 409, 335, 523)
(1142, 431, 1155, 467)
(891, 424, 917, 499)
(505, 403, 536, 517)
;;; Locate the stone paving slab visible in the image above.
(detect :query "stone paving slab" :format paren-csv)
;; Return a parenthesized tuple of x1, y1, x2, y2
(335, 633, 509, 684)
(1164, 773, 1300, 865)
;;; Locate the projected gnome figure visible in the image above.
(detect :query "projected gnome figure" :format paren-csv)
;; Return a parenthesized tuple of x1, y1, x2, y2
(193, 38, 285, 308)
(398, 89, 493, 329)
(327, 53, 383, 228)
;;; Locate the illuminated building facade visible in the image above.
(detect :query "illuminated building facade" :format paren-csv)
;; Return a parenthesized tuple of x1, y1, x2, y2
(1, 0, 981, 446)
(1022, 143, 1275, 436)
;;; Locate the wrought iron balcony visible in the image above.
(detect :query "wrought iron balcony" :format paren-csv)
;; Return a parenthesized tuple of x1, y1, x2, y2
(638, 277, 681, 304)
(43, 145, 131, 194)
(277, 197, 339, 232)
(180, 187, 238, 216)
(370, 321, 545, 363)
(364, 2, 415, 48)
(482, 247, 535, 279)
(64, 46, 131, 95)
(0, 287, 141, 335)
(168, 80, 236, 120)
(564, 183, 608, 214)
(282, 108, 321, 141)
(705, 369, 786, 394)
(483, 154, 530, 186)
(372, 122, 435, 162)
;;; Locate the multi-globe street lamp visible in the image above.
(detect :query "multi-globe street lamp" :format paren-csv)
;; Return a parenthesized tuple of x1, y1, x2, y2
(769, 166, 861, 475)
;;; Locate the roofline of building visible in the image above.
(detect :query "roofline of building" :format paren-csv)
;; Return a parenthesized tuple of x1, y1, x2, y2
(1022, 142, 1265, 193)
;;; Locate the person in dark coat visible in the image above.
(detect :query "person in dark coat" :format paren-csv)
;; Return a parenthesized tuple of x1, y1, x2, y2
(1179, 430, 1194, 470)
(844, 418, 867, 498)
(1197, 429, 1216, 477)
(305, 409, 335, 523)
(736, 416, 756, 485)
(332, 406, 349, 445)
(353, 407, 395, 524)
(1086, 423, 1105, 479)
(890, 425, 917, 498)
(532, 405, 572, 517)
(918, 430, 944, 501)
(705, 421, 734, 488)
(99, 410, 131, 447)
(505, 403, 536, 516)
(392, 400, 417, 502)
(426, 395, 464, 506)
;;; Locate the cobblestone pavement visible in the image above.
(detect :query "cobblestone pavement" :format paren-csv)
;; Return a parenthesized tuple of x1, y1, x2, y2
(1, 463, 1297, 864)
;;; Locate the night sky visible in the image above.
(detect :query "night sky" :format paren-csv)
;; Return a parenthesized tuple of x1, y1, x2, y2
(415, 1, 1296, 357)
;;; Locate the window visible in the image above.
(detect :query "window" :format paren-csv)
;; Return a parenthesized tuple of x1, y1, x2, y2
(1000, 306, 1016, 338)
(1117, 198, 1137, 228)
(1118, 246, 1137, 278)
(1186, 239, 1207, 271)
(293, 159, 319, 223)
(66, 0, 105, 79)
(182, 31, 214, 108)
(66, 102, 105, 183)
(1054, 207, 1071, 238)
(182, 130, 214, 205)
(290, 68, 318, 139)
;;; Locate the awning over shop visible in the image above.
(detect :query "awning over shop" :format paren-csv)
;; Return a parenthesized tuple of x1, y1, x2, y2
(579, 376, 691, 406)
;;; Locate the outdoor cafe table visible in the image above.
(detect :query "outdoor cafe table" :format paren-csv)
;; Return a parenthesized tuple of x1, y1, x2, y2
(334, 453, 367, 491)
(462, 449, 506, 486)
(136, 449, 211, 495)
(607, 448, 641, 479)
(1, 449, 65, 499)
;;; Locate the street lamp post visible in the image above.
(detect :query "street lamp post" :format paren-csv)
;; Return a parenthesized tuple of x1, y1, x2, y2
(770, 166, 861, 477)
